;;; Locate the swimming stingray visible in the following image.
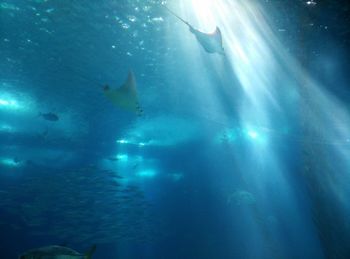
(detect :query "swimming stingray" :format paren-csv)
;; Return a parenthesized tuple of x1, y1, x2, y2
(103, 71, 143, 116)
(165, 6, 225, 55)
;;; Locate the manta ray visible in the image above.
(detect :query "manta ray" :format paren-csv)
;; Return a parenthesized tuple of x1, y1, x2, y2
(165, 6, 225, 55)
(103, 71, 143, 116)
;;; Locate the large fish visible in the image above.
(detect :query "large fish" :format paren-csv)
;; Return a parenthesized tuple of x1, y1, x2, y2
(103, 71, 143, 116)
(19, 245, 96, 259)
(165, 6, 225, 55)
(189, 26, 224, 55)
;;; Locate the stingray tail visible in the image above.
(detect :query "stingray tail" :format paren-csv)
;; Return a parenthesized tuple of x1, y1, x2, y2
(163, 5, 191, 27)
(84, 244, 96, 259)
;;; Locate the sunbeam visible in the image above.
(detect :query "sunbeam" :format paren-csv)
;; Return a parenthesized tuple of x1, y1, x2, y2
(1, 0, 349, 258)
(166, 0, 350, 257)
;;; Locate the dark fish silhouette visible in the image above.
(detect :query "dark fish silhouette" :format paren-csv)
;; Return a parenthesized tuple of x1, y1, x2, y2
(107, 157, 119, 162)
(39, 112, 59, 121)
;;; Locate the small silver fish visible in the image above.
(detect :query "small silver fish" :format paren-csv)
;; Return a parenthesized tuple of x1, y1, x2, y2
(19, 245, 96, 259)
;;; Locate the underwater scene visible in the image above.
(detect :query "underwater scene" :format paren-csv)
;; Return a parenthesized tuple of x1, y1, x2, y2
(1, 0, 350, 258)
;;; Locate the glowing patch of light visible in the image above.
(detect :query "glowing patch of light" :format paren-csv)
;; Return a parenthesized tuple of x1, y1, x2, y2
(138, 142, 146, 147)
(0, 158, 21, 168)
(137, 169, 157, 178)
(116, 139, 129, 144)
(125, 115, 198, 147)
(247, 130, 258, 139)
(306, 1, 317, 6)
(0, 91, 35, 113)
(116, 154, 129, 161)
(0, 124, 14, 132)
(244, 128, 268, 146)
(190, 0, 216, 30)
(0, 99, 9, 105)
(0, 98, 18, 108)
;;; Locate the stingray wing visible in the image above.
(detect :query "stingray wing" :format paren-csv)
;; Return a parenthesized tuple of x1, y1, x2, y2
(212, 27, 223, 47)
(193, 26, 224, 54)
(119, 71, 138, 98)
(104, 71, 141, 113)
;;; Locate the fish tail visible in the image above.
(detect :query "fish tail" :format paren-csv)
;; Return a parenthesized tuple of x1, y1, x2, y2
(84, 244, 96, 259)
(163, 5, 190, 27)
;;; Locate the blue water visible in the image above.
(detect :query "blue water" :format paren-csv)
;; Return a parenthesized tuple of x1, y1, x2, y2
(1, 0, 350, 258)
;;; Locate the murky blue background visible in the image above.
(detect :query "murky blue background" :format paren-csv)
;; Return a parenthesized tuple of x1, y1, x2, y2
(1, 0, 350, 258)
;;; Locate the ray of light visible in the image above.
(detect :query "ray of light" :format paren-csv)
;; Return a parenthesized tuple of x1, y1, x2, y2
(169, 0, 350, 256)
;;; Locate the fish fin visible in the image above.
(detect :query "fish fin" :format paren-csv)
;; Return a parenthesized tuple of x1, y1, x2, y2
(210, 27, 224, 51)
(214, 27, 225, 55)
(120, 71, 137, 94)
(84, 244, 96, 259)
(214, 27, 222, 41)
